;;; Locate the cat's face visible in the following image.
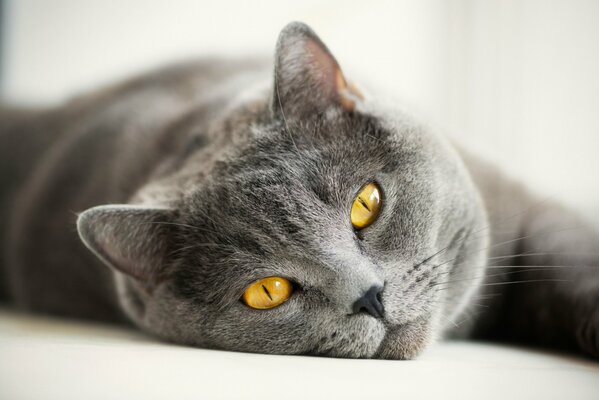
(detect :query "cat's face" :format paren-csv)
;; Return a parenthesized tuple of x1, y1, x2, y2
(77, 22, 488, 359)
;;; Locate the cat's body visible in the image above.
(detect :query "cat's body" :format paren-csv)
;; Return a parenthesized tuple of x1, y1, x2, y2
(1, 23, 598, 359)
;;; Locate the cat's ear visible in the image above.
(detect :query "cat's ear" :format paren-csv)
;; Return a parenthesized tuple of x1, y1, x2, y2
(76, 205, 176, 282)
(272, 21, 363, 119)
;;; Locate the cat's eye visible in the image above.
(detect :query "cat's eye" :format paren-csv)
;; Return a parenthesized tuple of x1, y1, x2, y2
(242, 277, 293, 310)
(351, 182, 382, 230)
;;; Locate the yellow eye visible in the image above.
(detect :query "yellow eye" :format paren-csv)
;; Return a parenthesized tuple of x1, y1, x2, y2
(242, 277, 293, 310)
(351, 182, 382, 230)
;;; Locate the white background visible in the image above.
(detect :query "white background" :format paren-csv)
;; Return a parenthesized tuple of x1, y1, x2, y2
(2, 0, 598, 226)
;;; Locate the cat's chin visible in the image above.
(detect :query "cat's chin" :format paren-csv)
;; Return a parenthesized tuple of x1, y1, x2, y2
(374, 316, 432, 360)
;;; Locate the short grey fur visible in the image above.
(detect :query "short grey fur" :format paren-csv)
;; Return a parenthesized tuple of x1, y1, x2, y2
(1, 22, 597, 359)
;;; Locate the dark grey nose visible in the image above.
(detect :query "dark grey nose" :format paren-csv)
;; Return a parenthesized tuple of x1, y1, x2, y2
(351, 285, 385, 319)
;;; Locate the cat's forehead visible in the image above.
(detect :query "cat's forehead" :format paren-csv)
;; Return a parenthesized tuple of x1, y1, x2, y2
(197, 110, 440, 211)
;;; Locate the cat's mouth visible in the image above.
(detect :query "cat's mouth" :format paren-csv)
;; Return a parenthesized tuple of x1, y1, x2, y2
(374, 315, 433, 359)
(301, 313, 431, 360)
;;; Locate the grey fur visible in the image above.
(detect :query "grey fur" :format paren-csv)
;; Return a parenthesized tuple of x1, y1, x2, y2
(1, 22, 598, 359)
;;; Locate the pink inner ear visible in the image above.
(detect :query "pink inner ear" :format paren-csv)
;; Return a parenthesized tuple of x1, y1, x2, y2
(97, 236, 145, 281)
(304, 39, 362, 111)
(304, 39, 341, 98)
(96, 223, 160, 282)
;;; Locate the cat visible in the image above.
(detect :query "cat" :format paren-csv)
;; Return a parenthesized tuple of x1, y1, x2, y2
(0, 22, 598, 359)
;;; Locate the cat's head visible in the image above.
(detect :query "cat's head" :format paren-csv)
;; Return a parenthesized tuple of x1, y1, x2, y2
(77, 22, 488, 359)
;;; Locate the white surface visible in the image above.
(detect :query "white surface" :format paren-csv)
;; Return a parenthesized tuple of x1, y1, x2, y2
(0, 310, 598, 400)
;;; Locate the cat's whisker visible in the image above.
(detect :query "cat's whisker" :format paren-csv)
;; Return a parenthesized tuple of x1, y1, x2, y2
(452, 309, 485, 327)
(479, 278, 571, 287)
(409, 229, 476, 271)
(436, 312, 459, 329)
(434, 278, 571, 293)
(438, 264, 596, 276)
(484, 252, 599, 262)
(483, 225, 585, 250)
(430, 299, 489, 308)
(413, 195, 568, 271)
(432, 268, 560, 291)
(412, 241, 461, 271)
(416, 196, 553, 267)
(421, 196, 555, 267)
(432, 225, 586, 270)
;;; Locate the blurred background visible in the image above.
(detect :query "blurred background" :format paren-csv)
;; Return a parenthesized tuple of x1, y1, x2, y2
(1, 0, 598, 226)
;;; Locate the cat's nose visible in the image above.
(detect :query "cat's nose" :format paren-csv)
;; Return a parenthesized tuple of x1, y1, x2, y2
(351, 285, 385, 319)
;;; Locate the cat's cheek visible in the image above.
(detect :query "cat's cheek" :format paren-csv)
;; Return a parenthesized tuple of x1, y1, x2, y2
(374, 316, 432, 360)
(203, 301, 314, 355)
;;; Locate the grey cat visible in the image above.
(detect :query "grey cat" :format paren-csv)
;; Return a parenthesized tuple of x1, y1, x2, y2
(1, 22, 598, 359)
